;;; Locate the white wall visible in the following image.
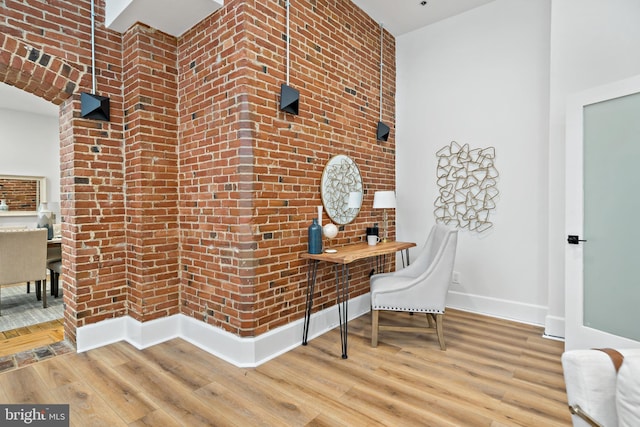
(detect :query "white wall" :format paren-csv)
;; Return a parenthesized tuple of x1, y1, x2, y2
(0, 108, 60, 224)
(396, 0, 552, 326)
(547, 0, 640, 337)
(396, 0, 640, 336)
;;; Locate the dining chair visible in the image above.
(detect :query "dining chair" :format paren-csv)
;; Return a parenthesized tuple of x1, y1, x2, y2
(47, 260, 62, 298)
(370, 224, 458, 350)
(26, 243, 61, 295)
(0, 226, 39, 295)
(0, 228, 49, 313)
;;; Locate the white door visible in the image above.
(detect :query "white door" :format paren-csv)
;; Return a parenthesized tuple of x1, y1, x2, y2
(565, 75, 640, 350)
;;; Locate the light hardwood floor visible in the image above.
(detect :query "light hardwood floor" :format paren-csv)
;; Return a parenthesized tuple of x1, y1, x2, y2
(0, 319, 64, 357)
(0, 309, 571, 426)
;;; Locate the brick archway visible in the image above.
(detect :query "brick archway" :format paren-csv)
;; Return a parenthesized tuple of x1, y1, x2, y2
(0, 32, 89, 344)
(0, 33, 85, 106)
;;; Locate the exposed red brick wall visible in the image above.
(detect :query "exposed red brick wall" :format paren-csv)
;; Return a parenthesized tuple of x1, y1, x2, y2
(1, 1, 128, 343)
(1, 0, 395, 342)
(53, 0, 128, 340)
(122, 24, 181, 322)
(178, 0, 396, 336)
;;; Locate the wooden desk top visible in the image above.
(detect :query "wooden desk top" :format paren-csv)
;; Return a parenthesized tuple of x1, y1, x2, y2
(300, 241, 416, 265)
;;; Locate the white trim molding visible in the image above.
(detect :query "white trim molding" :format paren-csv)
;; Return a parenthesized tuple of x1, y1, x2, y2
(544, 314, 565, 340)
(447, 290, 548, 327)
(77, 293, 372, 368)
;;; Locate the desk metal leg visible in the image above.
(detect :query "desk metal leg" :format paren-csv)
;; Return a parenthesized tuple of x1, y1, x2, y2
(375, 249, 411, 275)
(302, 259, 319, 345)
(401, 248, 410, 267)
(335, 264, 349, 359)
(375, 254, 386, 274)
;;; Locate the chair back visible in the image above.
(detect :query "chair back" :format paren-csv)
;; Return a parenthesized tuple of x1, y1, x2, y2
(0, 228, 48, 286)
(415, 224, 458, 308)
(389, 224, 458, 311)
(395, 223, 457, 279)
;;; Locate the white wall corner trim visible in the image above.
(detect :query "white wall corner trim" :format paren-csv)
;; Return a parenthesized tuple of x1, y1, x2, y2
(543, 315, 565, 340)
(76, 293, 372, 367)
(447, 290, 548, 327)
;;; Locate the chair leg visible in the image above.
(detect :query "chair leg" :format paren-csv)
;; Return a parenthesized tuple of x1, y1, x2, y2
(426, 313, 435, 328)
(49, 269, 58, 297)
(35, 280, 41, 301)
(55, 271, 60, 297)
(371, 309, 380, 347)
(435, 313, 446, 351)
(41, 280, 47, 308)
(27, 281, 30, 293)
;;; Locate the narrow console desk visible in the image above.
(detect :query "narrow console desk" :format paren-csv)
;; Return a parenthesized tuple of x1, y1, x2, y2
(300, 241, 416, 359)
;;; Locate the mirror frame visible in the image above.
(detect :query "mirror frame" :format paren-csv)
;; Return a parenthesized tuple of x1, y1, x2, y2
(0, 174, 47, 216)
(321, 155, 363, 225)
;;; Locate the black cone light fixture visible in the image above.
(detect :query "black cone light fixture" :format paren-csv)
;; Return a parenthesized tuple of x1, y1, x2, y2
(280, 83, 299, 115)
(376, 121, 390, 141)
(376, 23, 389, 141)
(81, 92, 110, 121)
(279, 0, 299, 115)
(81, 0, 110, 121)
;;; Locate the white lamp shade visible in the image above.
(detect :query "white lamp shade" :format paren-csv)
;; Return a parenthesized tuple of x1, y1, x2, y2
(347, 191, 362, 209)
(373, 191, 396, 209)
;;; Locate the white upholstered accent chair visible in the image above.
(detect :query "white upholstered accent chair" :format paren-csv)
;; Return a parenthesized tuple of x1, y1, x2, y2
(370, 224, 458, 350)
(0, 228, 49, 312)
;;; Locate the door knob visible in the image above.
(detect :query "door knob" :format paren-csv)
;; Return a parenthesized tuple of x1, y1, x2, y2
(567, 235, 587, 244)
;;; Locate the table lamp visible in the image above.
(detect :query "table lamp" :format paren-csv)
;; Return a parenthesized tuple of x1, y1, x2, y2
(373, 190, 396, 243)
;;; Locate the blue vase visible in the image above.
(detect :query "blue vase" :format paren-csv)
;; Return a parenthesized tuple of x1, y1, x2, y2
(308, 218, 322, 254)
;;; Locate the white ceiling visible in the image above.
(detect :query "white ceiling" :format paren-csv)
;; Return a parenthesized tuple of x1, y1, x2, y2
(105, 0, 224, 37)
(0, 0, 495, 117)
(351, 0, 496, 36)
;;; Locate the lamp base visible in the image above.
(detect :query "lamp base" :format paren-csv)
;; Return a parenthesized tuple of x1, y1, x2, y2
(382, 209, 389, 243)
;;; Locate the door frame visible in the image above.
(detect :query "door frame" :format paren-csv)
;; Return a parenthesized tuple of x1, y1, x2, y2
(565, 74, 640, 350)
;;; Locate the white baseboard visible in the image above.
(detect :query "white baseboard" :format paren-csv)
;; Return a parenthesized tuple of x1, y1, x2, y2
(76, 293, 372, 367)
(543, 314, 565, 340)
(75, 291, 565, 364)
(447, 290, 548, 327)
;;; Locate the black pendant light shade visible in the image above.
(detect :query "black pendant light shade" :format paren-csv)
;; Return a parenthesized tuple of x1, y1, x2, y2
(376, 121, 390, 141)
(280, 83, 299, 115)
(81, 92, 110, 121)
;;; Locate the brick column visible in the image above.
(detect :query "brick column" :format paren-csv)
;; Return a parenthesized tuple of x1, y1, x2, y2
(122, 24, 180, 322)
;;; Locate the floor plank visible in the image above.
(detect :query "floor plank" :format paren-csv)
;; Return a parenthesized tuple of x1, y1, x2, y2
(0, 327, 64, 357)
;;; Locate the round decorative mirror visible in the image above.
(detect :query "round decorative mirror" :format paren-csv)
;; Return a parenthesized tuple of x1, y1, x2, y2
(321, 155, 363, 225)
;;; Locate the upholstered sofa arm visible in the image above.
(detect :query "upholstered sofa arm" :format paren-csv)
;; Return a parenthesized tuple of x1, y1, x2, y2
(562, 349, 640, 427)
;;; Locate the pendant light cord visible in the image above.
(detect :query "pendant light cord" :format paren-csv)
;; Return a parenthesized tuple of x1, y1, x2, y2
(90, 0, 96, 94)
(379, 23, 384, 122)
(285, 1, 291, 86)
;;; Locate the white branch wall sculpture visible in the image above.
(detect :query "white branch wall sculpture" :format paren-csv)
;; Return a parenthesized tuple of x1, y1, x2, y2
(434, 141, 499, 233)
